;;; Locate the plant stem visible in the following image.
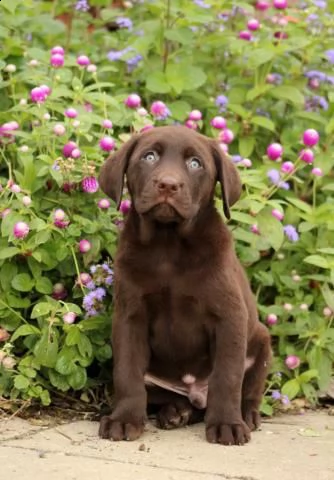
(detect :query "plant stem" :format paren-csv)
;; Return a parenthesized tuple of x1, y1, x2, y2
(162, 0, 171, 73)
(0, 299, 28, 324)
(70, 245, 85, 295)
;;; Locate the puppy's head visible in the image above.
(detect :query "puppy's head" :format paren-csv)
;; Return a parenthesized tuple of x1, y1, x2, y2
(99, 126, 241, 224)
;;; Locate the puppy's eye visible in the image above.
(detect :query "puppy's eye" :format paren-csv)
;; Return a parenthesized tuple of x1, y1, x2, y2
(186, 157, 202, 170)
(142, 151, 159, 163)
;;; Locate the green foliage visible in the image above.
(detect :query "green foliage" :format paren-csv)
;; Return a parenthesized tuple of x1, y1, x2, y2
(0, 0, 333, 411)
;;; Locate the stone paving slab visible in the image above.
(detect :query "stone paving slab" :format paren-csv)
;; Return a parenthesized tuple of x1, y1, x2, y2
(0, 412, 333, 480)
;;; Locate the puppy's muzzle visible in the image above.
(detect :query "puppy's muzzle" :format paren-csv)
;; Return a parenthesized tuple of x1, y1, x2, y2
(154, 175, 184, 198)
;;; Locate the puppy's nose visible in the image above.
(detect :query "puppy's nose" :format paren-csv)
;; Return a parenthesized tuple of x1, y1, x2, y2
(156, 176, 183, 195)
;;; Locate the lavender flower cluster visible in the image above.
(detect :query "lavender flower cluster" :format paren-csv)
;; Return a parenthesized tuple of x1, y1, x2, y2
(82, 262, 114, 317)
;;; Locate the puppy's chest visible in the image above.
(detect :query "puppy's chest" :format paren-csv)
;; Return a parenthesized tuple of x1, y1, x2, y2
(144, 289, 209, 354)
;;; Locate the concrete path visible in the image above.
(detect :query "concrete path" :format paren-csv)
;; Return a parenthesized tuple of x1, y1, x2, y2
(1, 412, 333, 480)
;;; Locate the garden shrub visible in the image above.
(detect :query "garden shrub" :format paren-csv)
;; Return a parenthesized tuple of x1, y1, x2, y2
(0, 0, 333, 415)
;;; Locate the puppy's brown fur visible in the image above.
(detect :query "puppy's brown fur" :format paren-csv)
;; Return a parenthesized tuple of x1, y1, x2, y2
(98, 126, 271, 445)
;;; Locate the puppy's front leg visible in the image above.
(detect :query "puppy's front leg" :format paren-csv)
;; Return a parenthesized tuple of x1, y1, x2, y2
(206, 300, 250, 446)
(99, 298, 149, 441)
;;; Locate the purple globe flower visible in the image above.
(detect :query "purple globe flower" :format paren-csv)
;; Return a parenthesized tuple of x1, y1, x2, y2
(185, 119, 198, 130)
(78, 272, 92, 286)
(65, 108, 78, 119)
(51, 46, 64, 55)
(71, 148, 81, 159)
(30, 87, 47, 103)
(239, 30, 252, 41)
(119, 199, 131, 215)
(150, 101, 170, 120)
(98, 198, 111, 209)
(300, 148, 314, 164)
(52, 283, 67, 300)
(247, 19, 260, 31)
(99, 136, 115, 152)
(77, 55, 90, 66)
(50, 54, 64, 67)
(267, 143, 283, 160)
(255, 0, 269, 10)
(102, 119, 113, 129)
(266, 313, 278, 326)
(285, 355, 300, 370)
(210, 116, 226, 129)
(188, 110, 202, 121)
(62, 141, 77, 158)
(312, 167, 323, 177)
(281, 161, 294, 174)
(303, 129, 319, 147)
(272, 209, 284, 221)
(82, 176, 99, 193)
(125, 94, 141, 109)
(219, 128, 234, 144)
(283, 225, 299, 242)
(63, 312, 77, 324)
(79, 239, 92, 253)
(273, 0, 287, 8)
(13, 221, 29, 239)
(53, 124, 66, 136)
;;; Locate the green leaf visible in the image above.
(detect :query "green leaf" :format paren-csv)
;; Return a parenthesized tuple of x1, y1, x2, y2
(40, 390, 51, 406)
(35, 277, 53, 294)
(165, 64, 206, 95)
(246, 85, 274, 102)
(67, 365, 87, 390)
(0, 0, 20, 14)
(55, 347, 76, 375)
(250, 116, 275, 132)
(281, 379, 300, 400)
(62, 303, 82, 315)
(14, 375, 30, 390)
(11, 325, 41, 342)
(256, 209, 284, 251)
(320, 284, 334, 311)
(78, 333, 93, 358)
(270, 86, 304, 106)
(49, 370, 70, 392)
(30, 302, 52, 319)
(146, 71, 171, 93)
(260, 399, 273, 416)
(34, 330, 58, 368)
(247, 48, 275, 68)
(164, 28, 193, 45)
(169, 100, 191, 121)
(239, 136, 255, 158)
(303, 255, 329, 269)
(11, 273, 35, 292)
(298, 369, 318, 384)
(65, 326, 81, 346)
(0, 247, 20, 260)
(95, 344, 112, 362)
(286, 198, 312, 213)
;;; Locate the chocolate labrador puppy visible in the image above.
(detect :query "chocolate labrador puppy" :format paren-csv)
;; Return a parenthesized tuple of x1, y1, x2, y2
(98, 125, 271, 445)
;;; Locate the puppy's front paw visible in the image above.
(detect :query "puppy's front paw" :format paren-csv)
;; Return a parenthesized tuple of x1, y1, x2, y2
(99, 415, 144, 441)
(242, 401, 261, 432)
(206, 420, 251, 445)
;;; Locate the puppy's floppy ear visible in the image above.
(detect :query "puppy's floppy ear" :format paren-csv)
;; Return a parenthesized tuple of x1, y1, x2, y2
(210, 140, 242, 220)
(98, 134, 139, 208)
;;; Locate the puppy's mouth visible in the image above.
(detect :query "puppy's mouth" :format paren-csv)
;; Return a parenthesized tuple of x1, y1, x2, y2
(147, 202, 182, 224)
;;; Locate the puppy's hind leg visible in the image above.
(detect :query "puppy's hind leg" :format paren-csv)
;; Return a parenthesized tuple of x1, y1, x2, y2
(242, 322, 272, 431)
(147, 387, 205, 430)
